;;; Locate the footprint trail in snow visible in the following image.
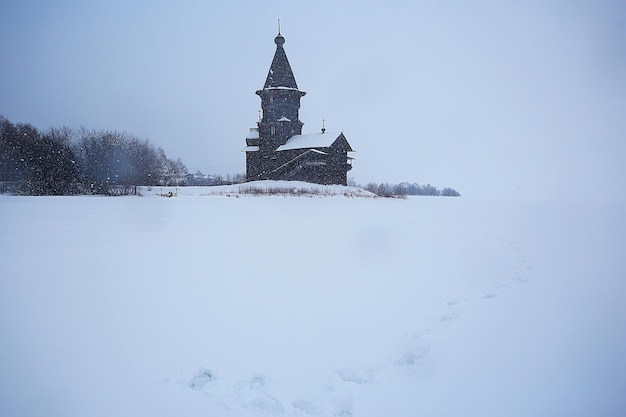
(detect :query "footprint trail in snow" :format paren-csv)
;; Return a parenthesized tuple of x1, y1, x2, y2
(180, 237, 532, 415)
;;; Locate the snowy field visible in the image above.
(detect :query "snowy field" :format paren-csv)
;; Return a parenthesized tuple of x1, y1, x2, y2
(1, 185, 625, 417)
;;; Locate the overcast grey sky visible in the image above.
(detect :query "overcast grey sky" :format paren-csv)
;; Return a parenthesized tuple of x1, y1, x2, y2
(1, 0, 624, 200)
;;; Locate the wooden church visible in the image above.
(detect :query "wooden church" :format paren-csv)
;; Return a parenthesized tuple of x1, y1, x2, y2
(244, 30, 354, 185)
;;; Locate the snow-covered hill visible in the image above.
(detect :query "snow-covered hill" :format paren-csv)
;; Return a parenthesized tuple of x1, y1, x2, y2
(1, 190, 624, 417)
(139, 180, 377, 198)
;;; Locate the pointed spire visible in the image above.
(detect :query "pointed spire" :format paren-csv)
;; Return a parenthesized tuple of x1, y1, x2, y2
(263, 28, 298, 89)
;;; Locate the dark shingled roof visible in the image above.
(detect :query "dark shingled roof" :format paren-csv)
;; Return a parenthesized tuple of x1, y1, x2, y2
(263, 33, 299, 89)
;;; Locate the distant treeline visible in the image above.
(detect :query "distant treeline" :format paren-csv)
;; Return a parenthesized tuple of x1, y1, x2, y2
(185, 171, 246, 186)
(0, 115, 187, 195)
(361, 182, 461, 197)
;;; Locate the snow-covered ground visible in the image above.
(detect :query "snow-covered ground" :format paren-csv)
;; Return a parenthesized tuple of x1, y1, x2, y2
(1, 185, 625, 417)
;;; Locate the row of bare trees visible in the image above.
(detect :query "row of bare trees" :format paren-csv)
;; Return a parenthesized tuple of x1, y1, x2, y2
(363, 182, 461, 197)
(1, 115, 187, 195)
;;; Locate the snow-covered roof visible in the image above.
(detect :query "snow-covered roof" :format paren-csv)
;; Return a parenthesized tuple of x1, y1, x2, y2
(242, 146, 259, 152)
(263, 86, 301, 91)
(246, 128, 259, 139)
(276, 132, 341, 151)
(277, 116, 291, 122)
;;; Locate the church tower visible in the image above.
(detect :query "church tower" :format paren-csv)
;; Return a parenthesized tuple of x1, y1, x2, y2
(246, 31, 306, 179)
(256, 32, 306, 151)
